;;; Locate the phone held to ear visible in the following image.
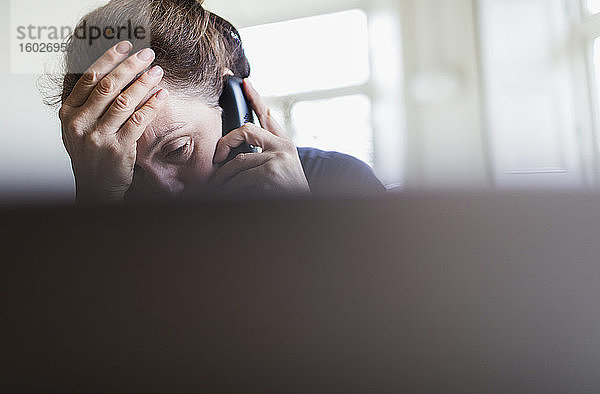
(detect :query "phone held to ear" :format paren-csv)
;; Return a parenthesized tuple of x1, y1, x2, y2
(219, 76, 260, 164)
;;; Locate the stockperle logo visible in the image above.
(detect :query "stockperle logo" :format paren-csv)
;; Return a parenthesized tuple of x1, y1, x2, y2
(10, 0, 150, 74)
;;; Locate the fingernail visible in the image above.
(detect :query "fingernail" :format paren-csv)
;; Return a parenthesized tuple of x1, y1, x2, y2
(156, 89, 169, 101)
(148, 65, 163, 78)
(115, 41, 132, 54)
(137, 48, 155, 61)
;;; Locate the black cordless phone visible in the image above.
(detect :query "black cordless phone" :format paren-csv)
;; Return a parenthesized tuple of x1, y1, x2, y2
(219, 76, 259, 163)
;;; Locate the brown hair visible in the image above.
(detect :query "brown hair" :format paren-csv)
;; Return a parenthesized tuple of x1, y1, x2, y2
(51, 0, 250, 108)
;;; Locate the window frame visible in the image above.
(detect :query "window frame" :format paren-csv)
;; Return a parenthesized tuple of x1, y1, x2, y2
(263, 84, 373, 162)
(568, 0, 600, 186)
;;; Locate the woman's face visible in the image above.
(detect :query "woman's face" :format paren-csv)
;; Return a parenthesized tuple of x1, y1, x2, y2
(128, 91, 222, 200)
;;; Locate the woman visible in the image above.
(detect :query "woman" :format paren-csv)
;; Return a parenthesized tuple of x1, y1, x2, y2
(56, 0, 384, 203)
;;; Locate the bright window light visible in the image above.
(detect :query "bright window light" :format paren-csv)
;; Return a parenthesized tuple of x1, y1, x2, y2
(588, 0, 600, 14)
(593, 37, 600, 115)
(240, 9, 370, 96)
(291, 95, 373, 166)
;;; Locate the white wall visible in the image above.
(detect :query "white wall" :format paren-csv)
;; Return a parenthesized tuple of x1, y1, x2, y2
(479, 0, 587, 189)
(204, 0, 364, 28)
(0, 0, 105, 202)
(398, 0, 490, 189)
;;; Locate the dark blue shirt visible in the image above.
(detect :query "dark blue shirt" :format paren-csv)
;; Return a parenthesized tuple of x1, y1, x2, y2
(297, 148, 385, 195)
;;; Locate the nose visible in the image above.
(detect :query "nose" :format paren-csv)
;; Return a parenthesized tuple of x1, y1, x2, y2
(130, 165, 184, 198)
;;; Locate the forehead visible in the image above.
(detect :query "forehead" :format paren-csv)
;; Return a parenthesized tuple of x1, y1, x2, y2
(143, 92, 220, 136)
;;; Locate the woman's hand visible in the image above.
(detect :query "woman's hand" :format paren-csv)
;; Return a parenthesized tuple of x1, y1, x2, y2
(59, 41, 168, 203)
(209, 80, 310, 195)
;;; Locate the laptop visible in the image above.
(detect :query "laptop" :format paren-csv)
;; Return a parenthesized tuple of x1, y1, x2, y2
(2, 192, 600, 392)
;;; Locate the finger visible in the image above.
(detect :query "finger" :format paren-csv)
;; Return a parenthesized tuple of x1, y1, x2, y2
(118, 89, 169, 144)
(213, 123, 285, 164)
(242, 79, 285, 137)
(209, 152, 275, 188)
(82, 48, 156, 119)
(242, 79, 269, 120)
(63, 41, 133, 109)
(216, 166, 265, 195)
(100, 65, 164, 131)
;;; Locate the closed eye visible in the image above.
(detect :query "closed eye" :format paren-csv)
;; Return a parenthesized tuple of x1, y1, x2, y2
(167, 144, 187, 158)
(163, 137, 193, 161)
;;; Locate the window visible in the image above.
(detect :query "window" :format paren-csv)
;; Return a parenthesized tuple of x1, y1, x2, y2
(587, 0, 600, 14)
(292, 95, 373, 164)
(593, 37, 600, 102)
(240, 10, 374, 165)
(579, 0, 600, 186)
(241, 10, 370, 97)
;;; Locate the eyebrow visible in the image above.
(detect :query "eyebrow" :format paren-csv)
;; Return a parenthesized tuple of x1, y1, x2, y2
(147, 123, 186, 154)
